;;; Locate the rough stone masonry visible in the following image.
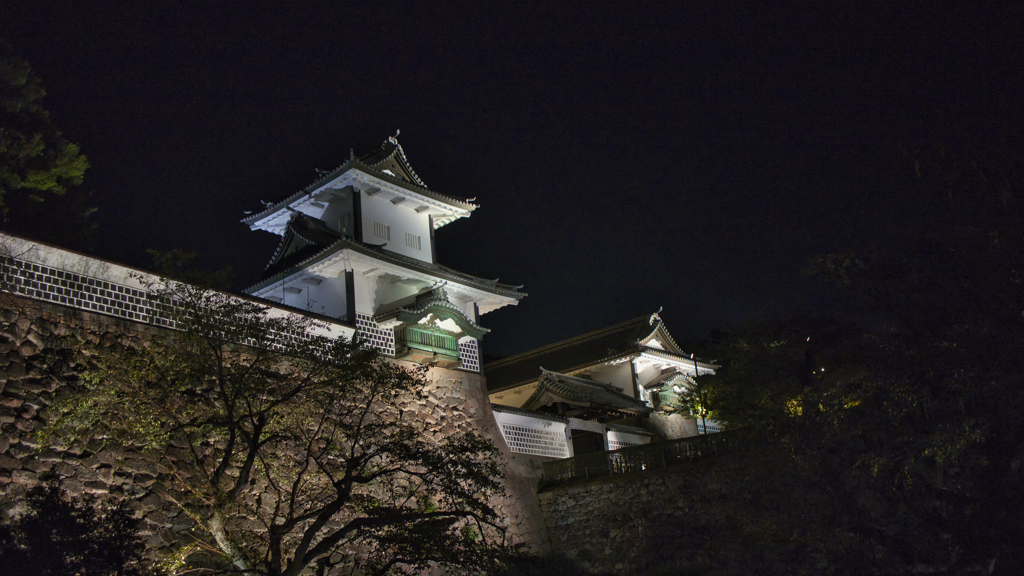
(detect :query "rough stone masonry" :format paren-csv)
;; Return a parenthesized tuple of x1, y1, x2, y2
(0, 293, 550, 567)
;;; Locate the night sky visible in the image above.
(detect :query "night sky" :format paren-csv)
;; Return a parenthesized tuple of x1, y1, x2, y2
(3, 3, 1022, 357)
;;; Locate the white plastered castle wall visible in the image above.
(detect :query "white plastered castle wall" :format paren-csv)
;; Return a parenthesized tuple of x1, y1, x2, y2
(358, 187, 433, 263)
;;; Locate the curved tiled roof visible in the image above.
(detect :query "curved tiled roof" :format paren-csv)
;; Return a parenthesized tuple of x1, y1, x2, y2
(259, 213, 347, 280)
(523, 370, 654, 415)
(245, 214, 526, 300)
(374, 288, 491, 336)
(484, 313, 715, 393)
(484, 315, 659, 392)
(241, 137, 476, 227)
(357, 137, 428, 188)
(491, 404, 568, 423)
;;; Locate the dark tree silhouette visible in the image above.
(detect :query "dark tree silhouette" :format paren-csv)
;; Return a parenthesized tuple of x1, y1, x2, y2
(0, 484, 150, 576)
(0, 52, 93, 245)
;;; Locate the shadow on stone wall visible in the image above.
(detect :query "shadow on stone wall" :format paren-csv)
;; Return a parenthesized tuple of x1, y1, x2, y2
(537, 449, 811, 576)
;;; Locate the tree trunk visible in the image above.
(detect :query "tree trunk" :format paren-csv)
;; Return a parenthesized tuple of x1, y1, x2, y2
(209, 508, 255, 574)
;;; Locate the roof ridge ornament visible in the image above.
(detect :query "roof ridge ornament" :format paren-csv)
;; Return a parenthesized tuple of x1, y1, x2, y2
(387, 129, 400, 145)
(650, 307, 663, 325)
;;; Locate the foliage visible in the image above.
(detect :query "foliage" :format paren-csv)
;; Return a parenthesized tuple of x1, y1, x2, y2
(0, 483, 151, 576)
(43, 278, 513, 576)
(144, 248, 233, 291)
(689, 147, 1024, 574)
(675, 374, 718, 434)
(0, 52, 93, 242)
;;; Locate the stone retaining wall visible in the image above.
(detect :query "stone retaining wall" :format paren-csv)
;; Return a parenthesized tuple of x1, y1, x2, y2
(0, 294, 549, 567)
(538, 453, 763, 575)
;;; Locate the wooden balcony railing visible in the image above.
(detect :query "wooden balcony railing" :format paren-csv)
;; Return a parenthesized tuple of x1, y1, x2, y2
(540, 432, 744, 488)
(405, 325, 459, 358)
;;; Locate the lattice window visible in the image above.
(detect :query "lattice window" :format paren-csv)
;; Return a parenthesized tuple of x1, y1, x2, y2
(498, 423, 570, 458)
(457, 337, 480, 372)
(372, 222, 390, 241)
(355, 313, 396, 356)
(608, 439, 641, 451)
(404, 232, 421, 250)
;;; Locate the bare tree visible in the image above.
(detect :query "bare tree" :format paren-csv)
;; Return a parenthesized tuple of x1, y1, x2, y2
(44, 277, 513, 576)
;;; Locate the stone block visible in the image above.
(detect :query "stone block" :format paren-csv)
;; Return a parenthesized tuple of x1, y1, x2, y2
(97, 466, 114, 483)
(140, 492, 164, 512)
(145, 510, 173, 528)
(76, 467, 97, 482)
(17, 434, 41, 449)
(0, 453, 20, 470)
(17, 343, 38, 357)
(24, 330, 47, 350)
(10, 469, 37, 485)
(103, 443, 125, 460)
(21, 379, 53, 394)
(83, 481, 109, 494)
(122, 458, 161, 476)
(21, 458, 53, 473)
(36, 449, 62, 462)
(65, 440, 88, 456)
(4, 362, 27, 380)
(51, 462, 76, 477)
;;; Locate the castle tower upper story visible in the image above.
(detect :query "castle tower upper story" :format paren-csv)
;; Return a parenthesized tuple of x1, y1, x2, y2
(241, 134, 525, 371)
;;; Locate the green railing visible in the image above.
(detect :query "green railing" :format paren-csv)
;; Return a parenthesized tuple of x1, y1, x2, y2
(656, 390, 685, 409)
(540, 432, 743, 487)
(405, 326, 459, 358)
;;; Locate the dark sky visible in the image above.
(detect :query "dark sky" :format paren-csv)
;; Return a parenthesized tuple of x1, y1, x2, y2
(3, 3, 1023, 357)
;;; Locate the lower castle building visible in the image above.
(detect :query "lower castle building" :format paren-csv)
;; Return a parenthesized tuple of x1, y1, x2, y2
(486, 312, 720, 460)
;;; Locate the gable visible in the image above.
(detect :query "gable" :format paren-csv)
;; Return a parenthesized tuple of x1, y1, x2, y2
(639, 323, 685, 356)
(375, 156, 417, 184)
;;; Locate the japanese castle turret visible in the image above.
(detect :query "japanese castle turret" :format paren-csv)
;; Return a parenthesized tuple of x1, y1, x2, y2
(242, 134, 525, 370)
(485, 312, 720, 458)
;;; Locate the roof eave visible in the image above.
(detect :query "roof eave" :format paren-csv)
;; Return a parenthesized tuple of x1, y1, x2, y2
(242, 162, 478, 231)
(485, 349, 637, 394)
(244, 237, 526, 301)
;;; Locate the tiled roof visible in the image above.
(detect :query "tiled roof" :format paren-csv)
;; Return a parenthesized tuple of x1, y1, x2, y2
(484, 315, 661, 392)
(259, 213, 346, 281)
(241, 137, 475, 227)
(374, 287, 490, 338)
(641, 367, 688, 390)
(484, 313, 717, 393)
(356, 137, 428, 188)
(524, 370, 654, 415)
(606, 422, 655, 436)
(491, 404, 568, 423)
(245, 214, 526, 300)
